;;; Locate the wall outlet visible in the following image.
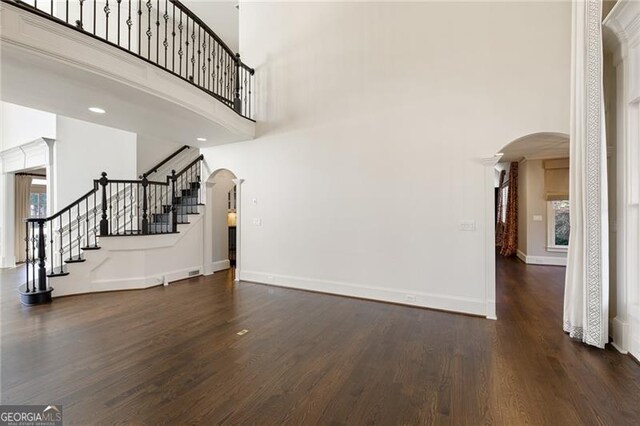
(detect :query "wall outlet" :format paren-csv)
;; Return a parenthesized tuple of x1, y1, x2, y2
(533, 215, 543, 222)
(253, 218, 262, 226)
(252, 198, 258, 205)
(459, 220, 476, 231)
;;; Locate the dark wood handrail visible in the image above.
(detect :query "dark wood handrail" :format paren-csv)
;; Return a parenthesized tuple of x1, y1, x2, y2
(141, 145, 191, 178)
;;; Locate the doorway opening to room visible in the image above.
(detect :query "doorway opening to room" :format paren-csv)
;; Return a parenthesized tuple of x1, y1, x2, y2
(14, 169, 49, 265)
(493, 133, 570, 318)
(203, 168, 240, 280)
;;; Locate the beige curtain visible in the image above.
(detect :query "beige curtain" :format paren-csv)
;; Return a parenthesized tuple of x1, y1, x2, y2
(14, 175, 32, 263)
(495, 170, 507, 246)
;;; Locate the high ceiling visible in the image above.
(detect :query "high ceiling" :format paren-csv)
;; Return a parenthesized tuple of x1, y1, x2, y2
(183, 1, 239, 53)
(498, 132, 569, 163)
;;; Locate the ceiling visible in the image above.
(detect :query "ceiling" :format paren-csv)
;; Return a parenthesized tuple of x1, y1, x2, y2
(498, 132, 569, 163)
(183, 1, 239, 53)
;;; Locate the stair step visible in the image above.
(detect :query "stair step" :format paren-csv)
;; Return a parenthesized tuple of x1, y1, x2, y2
(65, 256, 85, 264)
(47, 271, 70, 278)
(47, 267, 69, 277)
(81, 245, 101, 250)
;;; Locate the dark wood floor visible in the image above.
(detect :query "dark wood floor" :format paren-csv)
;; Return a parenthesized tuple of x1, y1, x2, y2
(2, 257, 640, 424)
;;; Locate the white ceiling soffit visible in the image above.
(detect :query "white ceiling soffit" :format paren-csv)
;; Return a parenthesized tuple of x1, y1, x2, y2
(498, 132, 569, 163)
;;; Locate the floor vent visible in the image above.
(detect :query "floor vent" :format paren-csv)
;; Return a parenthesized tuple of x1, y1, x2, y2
(188, 270, 200, 277)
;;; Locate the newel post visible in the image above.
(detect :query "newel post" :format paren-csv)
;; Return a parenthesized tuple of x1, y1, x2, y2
(141, 175, 149, 234)
(171, 170, 178, 233)
(99, 172, 109, 236)
(234, 53, 242, 113)
(36, 220, 47, 291)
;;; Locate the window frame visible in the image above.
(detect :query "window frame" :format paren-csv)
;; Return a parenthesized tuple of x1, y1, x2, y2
(547, 199, 569, 252)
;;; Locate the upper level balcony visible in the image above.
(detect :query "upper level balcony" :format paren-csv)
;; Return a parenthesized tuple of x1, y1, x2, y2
(0, 0, 255, 145)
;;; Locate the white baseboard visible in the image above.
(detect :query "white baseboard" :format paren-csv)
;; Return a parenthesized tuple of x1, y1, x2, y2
(240, 271, 487, 317)
(610, 317, 629, 354)
(0, 256, 16, 269)
(210, 259, 231, 273)
(517, 250, 566, 266)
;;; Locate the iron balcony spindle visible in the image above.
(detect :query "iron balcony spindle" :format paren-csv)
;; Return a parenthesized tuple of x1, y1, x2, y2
(146, 0, 152, 59)
(93, 0, 97, 34)
(59, 216, 64, 270)
(37, 220, 47, 291)
(105, 0, 110, 40)
(76, 204, 81, 258)
(138, 0, 142, 55)
(155, 0, 160, 63)
(171, 3, 176, 72)
(117, 0, 122, 45)
(128, 0, 132, 49)
(49, 219, 54, 274)
(68, 210, 72, 261)
(78, 0, 84, 30)
(163, 0, 168, 67)
(185, 16, 189, 79)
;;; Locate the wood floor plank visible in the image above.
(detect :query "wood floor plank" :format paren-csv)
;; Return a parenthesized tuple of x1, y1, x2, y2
(2, 256, 640, 424)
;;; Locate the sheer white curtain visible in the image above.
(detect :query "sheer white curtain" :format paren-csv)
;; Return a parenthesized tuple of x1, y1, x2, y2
(14, 175, 32, 263)
(563, 0, 609, 348)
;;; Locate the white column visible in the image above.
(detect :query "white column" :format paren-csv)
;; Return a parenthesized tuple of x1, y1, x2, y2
(202, 181, 215, 275)
(481, 155, 502, 320)
(232, 178, 244, 282)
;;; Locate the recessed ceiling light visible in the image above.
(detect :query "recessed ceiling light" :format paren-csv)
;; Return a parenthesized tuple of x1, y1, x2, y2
(88, 107, 106, 114)
(197, 137, 207, 142)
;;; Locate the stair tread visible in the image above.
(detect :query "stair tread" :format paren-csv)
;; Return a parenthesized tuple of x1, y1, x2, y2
(65, 257, 85, 263)
(81, 246, 101, 250)
(47, 271, 70, 278)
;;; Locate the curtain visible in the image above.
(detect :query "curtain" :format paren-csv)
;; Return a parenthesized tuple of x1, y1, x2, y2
(14, 175, 32, 263)
(495, 170, 507, 246)
(563, 0, 609, 348)
(500, 162, 518, 257)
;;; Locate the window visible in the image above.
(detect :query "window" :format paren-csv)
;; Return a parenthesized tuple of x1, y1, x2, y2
(30, 192, 47, 218)
(500, 184, 508, 223)
(547, 200, 570, 251)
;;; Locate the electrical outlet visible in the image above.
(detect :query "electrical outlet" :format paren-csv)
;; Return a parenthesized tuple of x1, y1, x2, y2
(253, 218, 262, 226)
(459, 220, 476, 231)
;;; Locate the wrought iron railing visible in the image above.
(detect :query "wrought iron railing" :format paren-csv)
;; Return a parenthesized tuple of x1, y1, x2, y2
(6, 0, 255, 119)
(21, 154, 203, 302)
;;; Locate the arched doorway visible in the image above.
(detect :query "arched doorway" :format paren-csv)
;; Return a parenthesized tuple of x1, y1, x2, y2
(203, 168, 242, 281)
(490, 132, 570, 319)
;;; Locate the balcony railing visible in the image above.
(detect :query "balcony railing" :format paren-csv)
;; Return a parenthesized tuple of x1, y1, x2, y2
(5, 0, 255, 120)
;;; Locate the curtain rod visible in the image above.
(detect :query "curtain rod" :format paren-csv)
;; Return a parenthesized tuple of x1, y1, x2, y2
(15, 172, 46, 178)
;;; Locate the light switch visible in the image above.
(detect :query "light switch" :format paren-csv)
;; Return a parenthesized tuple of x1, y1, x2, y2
(253, 218, 262, 226)
(252, 198, 258, 205)
(533, 215, 543, 222)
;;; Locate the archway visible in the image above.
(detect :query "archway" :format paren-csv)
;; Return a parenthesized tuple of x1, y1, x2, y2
(202, 168, 242, 281)
(486, 132, 570, 320)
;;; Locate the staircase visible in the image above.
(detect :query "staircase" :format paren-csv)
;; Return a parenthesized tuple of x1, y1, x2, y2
(18, 146, 204, 305)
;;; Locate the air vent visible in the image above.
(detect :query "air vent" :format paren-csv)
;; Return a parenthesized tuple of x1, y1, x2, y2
(188, 270, 200, 277)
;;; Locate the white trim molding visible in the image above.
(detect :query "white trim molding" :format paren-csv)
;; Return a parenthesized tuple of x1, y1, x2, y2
(517, 250, 568, 267)
(240, 271, 487, 317)
(604, 0, 640, 357)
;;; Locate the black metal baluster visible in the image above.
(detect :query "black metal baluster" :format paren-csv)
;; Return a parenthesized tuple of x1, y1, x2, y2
(93, 0, 97, 34)
(185, 17, 189, 79)
(78, 0, 84, 30)
(146, 0, 152, 59)
(163, 0, 168, 67)
(116, 183, 120, 234)
(171, 3, 176, 72)
(197, 26, 201, 86)
(105, 0, 110, 40)
(249, 69, 253, 118)
(138, 0, 142, 55)
(142, 178, 148, 234)
(127, 0, 132, 49)
(25, 222, 30, 293)
(178, 10, 183, 76)
(190, 22, 195, 81)
(68, 210, 72, 261)
(49, 219, 53, 275)
(117, 0, 122, 45)
(123, 183, 128, 234)
(65, 0, 69, 22)
(171, 170, 177, 232)
(50, 0, 53, 15)
(58, 216, 64, 271)
(76, 205, 81, 259)
(155, 0, 160, 63)
(93, 191, 98, 246)
(85, 197, 90, 248)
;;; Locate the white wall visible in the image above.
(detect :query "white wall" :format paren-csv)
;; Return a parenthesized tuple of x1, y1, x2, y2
(199, 2, 571, 316)
(136, 136, 184, 176)
(0, 102, 56, 151)
(54, 116, 137, 209)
